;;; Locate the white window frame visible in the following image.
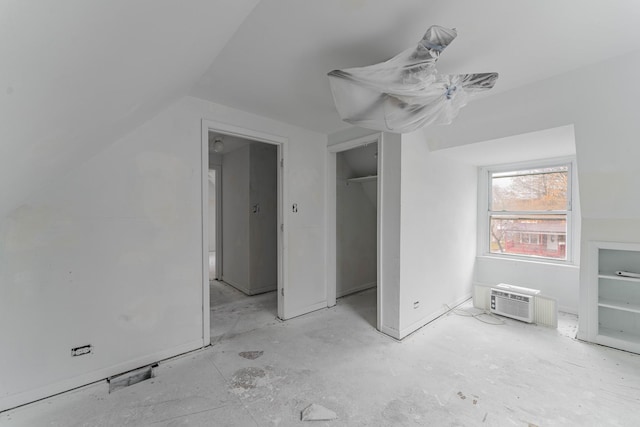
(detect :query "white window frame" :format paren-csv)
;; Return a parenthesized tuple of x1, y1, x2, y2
(478, 157, 578, 265)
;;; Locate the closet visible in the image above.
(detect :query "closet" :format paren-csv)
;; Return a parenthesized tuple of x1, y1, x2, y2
(336, 143, 378, 297)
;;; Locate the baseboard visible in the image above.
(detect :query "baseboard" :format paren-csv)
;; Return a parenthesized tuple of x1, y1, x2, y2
(282, 301, 327, 320)
(221, 278, 251, 295)
(247, 283, 277, 296)
(0, 339, 203, 413)
(337, 281, 376, 298)
(221, 278, 276, 296)
(559, 305, 578, 315)
(378, 324, 401, 340)
(399, 293, 472, 340)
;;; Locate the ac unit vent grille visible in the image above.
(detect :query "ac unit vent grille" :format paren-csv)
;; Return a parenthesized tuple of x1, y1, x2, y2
(490, 288, 534, 323)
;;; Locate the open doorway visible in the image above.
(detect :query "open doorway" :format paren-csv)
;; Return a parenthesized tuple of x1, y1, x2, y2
(202, 121, 288, 345)
(206, 165, 220, 281)
(328, 134, 381, 329)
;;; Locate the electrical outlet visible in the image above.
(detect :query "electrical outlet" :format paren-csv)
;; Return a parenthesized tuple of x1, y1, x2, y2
(292, 203, 298, 213)
(413, 301, 420, 309)
(71, 345, 92, 357)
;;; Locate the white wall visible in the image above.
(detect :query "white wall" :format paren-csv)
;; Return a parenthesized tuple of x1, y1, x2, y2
(328, 130, 477, 339)
(420, 49, 640, 337)
(248, 143, 278, 294)
(396, 131, 478, 338)
(433, 126, 582, 313)
(0, 95, 327, 411)
(336, 152, 377, 297)
(378, 133, 402, 336)
(221, 145, 251, 291)
(474, 258, 579, 314)
(208, 172, 216, 253)
(220, 142, 277, 295)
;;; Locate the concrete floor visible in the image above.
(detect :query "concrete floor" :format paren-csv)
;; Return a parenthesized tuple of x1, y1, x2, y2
(3, 288, 640, 426)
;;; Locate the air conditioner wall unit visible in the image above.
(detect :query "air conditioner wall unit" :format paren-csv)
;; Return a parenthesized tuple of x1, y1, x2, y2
(490, 284, 540, 323)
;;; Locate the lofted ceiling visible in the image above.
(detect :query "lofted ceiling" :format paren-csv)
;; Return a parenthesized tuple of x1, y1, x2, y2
(192, 0, 640, 134)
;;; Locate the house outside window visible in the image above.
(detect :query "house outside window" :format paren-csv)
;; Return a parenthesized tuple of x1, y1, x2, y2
(486, 163, 571, 261)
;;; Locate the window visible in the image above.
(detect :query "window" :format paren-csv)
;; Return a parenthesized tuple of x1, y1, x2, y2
(487, 163, 571, 261)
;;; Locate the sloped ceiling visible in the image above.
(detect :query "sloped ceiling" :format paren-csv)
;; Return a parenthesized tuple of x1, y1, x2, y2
(4, 1, 640, 216)
(192, 0, 640, 134)
(0, 0, 258, 216)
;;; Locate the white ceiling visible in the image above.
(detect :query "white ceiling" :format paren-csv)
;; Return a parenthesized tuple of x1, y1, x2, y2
(192, 0, 640, 134)
(432, 125, 576, 166)
(0, 0, 259, 216)
(3, 1, 640, 215)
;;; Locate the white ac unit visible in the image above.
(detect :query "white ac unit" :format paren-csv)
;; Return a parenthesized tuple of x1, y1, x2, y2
(490, 284, 540, 323)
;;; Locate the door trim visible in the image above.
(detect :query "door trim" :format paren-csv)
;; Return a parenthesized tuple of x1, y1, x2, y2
(326, 133, 383, 330)
(201, 120, 289, 344)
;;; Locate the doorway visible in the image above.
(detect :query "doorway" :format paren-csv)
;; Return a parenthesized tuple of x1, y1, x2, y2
(206, 166, 220, 281)
(201, 120, 288, 345)
(327, 134, 382, 329)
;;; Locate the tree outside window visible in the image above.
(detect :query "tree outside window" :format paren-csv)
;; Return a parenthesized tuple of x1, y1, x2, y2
(489, 165, 569, 260)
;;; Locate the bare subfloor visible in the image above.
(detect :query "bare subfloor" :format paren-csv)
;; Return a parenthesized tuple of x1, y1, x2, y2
(3, 289, 640, 426)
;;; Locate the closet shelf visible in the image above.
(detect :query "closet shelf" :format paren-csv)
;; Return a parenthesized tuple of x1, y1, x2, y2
(598, 299, 640, 314)
(598, 273, 640, 283)
(347, 175, 377, 183)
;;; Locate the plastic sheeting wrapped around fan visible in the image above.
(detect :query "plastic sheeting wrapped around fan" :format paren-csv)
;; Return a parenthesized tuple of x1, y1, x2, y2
(328, 26, 498, 133)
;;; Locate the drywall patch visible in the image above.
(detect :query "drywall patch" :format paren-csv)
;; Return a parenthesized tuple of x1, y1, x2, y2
(2, 205, 55, 252)
(135, 151, 190, 227)
(1, 204, 78, 259)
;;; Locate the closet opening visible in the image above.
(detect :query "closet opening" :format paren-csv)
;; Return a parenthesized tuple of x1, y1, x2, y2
(329, 136, 380, 328)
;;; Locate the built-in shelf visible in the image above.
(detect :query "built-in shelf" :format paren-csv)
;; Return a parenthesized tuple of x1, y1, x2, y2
(597, 327, 640, 346)
(599, 273, 640, 283)
(347, 175, 377, 183)
(598, 299, 640, 314)
(584, 241, 640, 355)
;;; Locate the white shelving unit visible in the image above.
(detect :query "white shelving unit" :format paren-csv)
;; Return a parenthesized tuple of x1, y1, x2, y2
(586, 241, 640, 354)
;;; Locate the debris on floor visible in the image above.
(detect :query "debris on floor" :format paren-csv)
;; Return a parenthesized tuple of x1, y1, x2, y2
(239, 350, 264, 360)
(301, 403, 338, 421)
(230, 367, 266, 390)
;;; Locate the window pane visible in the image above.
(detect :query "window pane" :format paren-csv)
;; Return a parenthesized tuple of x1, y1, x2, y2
(491, 166, 568, 211)
(489, 215, 567, 260)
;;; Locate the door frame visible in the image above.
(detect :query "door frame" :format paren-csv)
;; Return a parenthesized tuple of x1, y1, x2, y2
(201, 119, 289, 345)
(327, 133, 383, 330)
(206, 165, 222, 281)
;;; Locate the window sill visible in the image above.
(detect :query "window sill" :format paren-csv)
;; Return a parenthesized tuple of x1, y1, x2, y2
(477, 254, 580, 269)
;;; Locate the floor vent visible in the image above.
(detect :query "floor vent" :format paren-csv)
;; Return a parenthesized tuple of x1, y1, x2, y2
(108, 364, 156, 393)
